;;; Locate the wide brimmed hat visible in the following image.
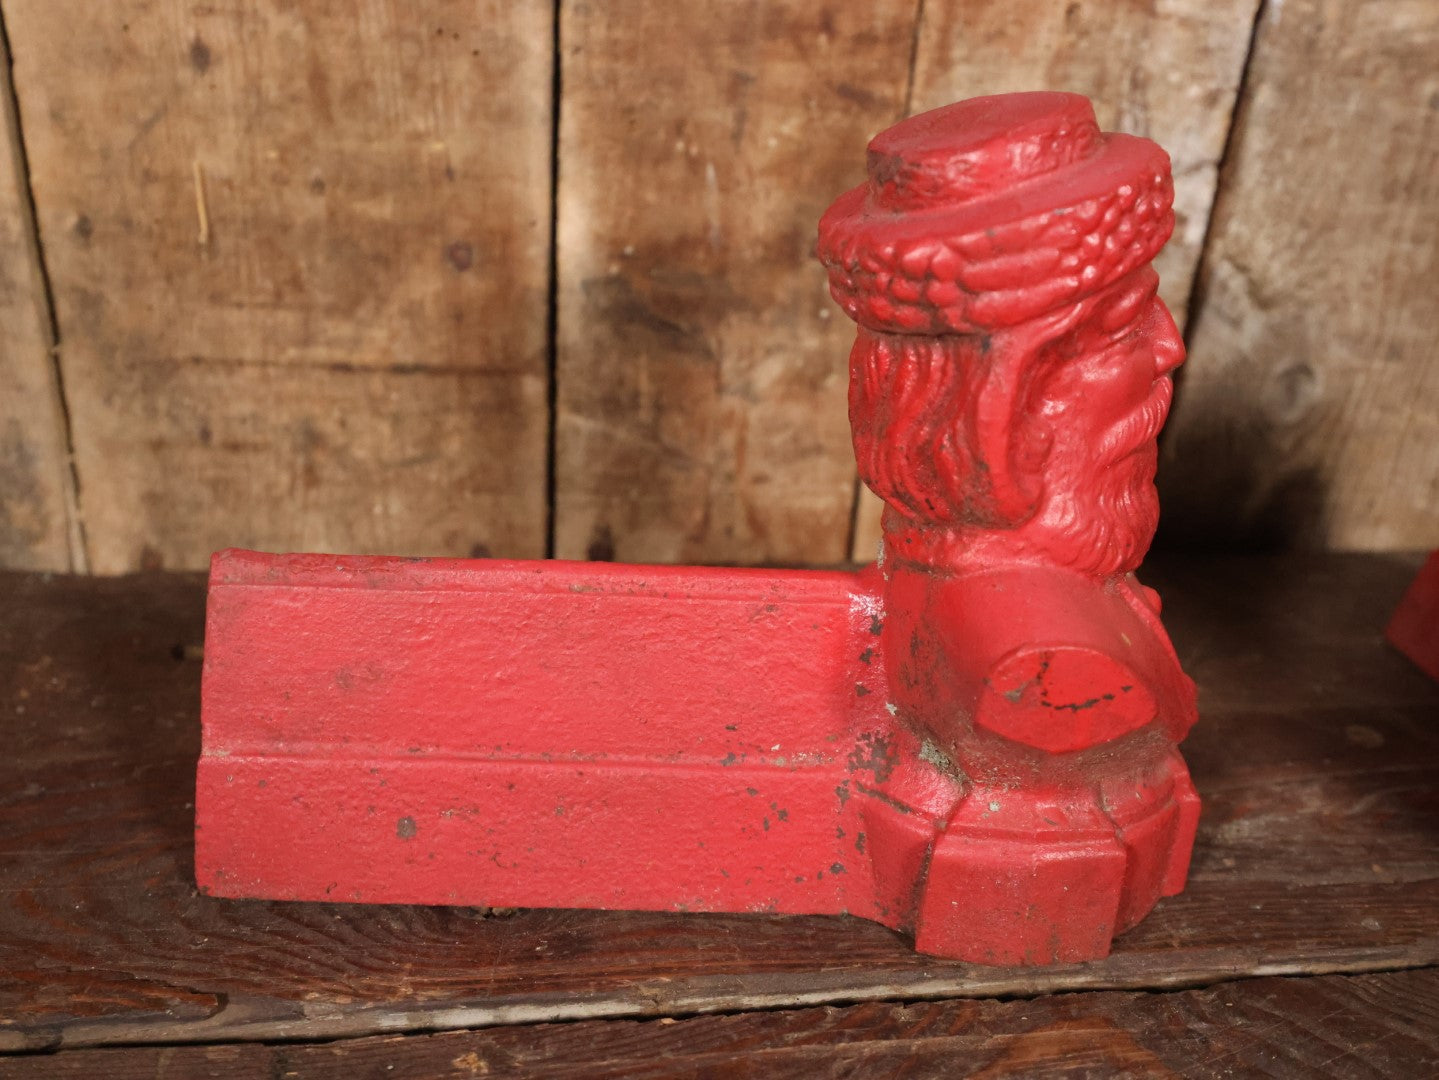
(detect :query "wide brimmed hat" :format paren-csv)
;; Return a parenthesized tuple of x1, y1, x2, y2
(818, 92, 1174, 335)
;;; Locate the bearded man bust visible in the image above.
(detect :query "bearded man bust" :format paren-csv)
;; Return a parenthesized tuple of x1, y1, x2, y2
(819, 91, 1201, 963)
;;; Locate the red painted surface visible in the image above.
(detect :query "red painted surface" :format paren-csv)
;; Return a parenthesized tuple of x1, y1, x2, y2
(198, 92, 1201, 965)
(200, 553, 893, 917)
(1387, 550, 1439, 682)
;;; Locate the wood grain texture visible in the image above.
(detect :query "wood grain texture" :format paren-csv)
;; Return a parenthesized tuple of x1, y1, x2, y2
(554, 1, 917, 565)
(0, 554, 1435, 1051)
(0, 21, 77, 571)
(852, 0, 1263, 561)
(1160, 0, 1439, 552)
(7, 968, 1438, 1078)
(3, 0, 552, 573)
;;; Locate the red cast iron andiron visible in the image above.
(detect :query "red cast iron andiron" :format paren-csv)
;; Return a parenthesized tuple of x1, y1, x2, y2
(197, 92, 1199, 966)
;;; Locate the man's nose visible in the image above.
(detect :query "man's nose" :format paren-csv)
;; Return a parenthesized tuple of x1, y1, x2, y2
(1152, 303, 1185, 376)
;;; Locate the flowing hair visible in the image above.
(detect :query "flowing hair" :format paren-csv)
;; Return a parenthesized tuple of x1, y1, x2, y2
(848, 321, 1068, 531)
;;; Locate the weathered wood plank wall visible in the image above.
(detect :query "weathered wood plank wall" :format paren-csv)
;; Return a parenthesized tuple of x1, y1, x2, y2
(0, 0, 1433, 572)
(1159, 0, 1439, 551)
(2, 0, 552, 574)
(0, 28, 78, 571)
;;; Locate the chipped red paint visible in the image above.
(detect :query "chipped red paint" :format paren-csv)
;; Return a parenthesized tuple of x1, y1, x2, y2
(197, 92, 1200, 966)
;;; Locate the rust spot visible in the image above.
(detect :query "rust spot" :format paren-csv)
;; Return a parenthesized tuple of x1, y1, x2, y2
(396, 816, 417, 840)
(847, 731, 897, 783)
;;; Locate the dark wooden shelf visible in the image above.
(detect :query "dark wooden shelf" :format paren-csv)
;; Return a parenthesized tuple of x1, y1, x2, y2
(2, 553, 1436, 1076)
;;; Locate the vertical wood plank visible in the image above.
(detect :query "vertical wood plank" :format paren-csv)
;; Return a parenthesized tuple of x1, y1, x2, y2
(1160, 0, 1439, 550)
(852, 0, 1262, 561)
(555, 0, 919, 566)
(0, 21, 77, 571)
(5, 0, 552, 572)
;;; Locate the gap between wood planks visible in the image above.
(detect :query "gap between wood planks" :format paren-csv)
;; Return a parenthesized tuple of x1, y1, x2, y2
(6, 968, 1438, 1078)
(0, 6, 88, 572)
(1166, 0, 1268, 417)
(7, 940, 1438, 1053)
(840, 0, 930, 564)
(543, 0, 562, 559)
(4, 959, 1438, 1058)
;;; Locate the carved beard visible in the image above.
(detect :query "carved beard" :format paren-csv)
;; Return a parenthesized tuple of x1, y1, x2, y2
(1044, 447, 1161, 576)
(1016, 381, 1171, 577)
